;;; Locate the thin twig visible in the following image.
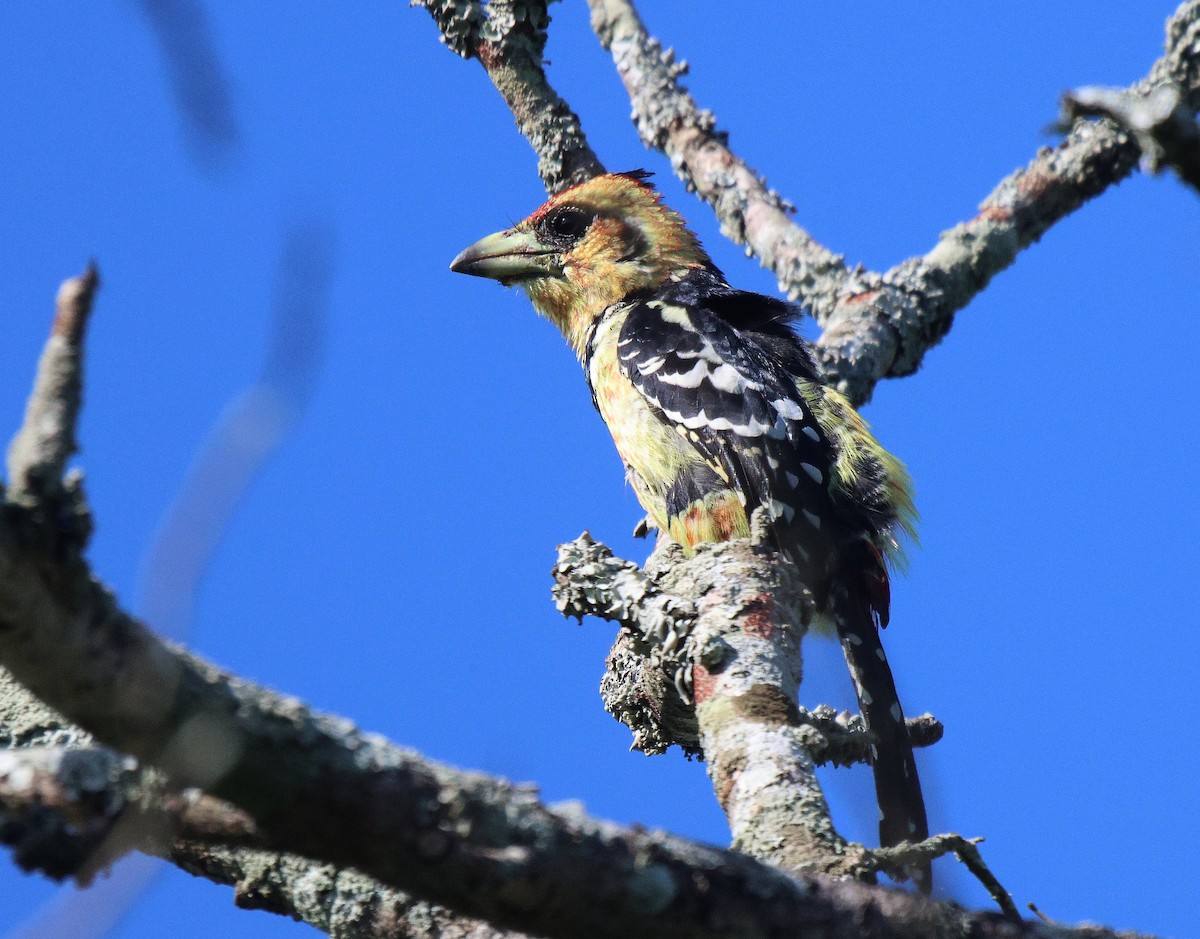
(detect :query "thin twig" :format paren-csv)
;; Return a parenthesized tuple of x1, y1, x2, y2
(873, 834, 1019, 922)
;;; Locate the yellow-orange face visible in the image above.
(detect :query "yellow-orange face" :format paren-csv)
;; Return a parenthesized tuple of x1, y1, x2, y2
(451, 172, 711, 354)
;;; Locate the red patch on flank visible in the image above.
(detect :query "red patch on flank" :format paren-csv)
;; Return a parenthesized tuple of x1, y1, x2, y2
(740, 596, 775, 640)
(711, 497, 744, 541)
(691, 665, 717, 703)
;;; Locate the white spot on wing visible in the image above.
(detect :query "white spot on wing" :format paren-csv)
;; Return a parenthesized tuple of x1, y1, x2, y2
(772, 398, 805, 420)
(890, 703, 902, 723)
(658, 359, 710, 388)
(784, 471, 800, 488)
(802, 508, 821, 529)
(770, 499, 796, 523)
(800, 462, 823, 484)
(709, 363, 745, 393)
(803, 426, 821, 441)
(658, 305, 692, 327)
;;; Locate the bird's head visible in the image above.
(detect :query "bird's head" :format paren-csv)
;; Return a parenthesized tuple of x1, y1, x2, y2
(451, 171, 712, 354)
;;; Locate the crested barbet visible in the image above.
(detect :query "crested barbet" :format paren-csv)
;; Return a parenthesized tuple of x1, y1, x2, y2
(451, 171, 929, 887)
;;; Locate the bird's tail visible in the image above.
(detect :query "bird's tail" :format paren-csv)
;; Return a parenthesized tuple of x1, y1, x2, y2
(830, 569, 931, 892)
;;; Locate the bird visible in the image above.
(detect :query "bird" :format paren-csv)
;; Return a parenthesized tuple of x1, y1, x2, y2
(450, 170, 929, 887)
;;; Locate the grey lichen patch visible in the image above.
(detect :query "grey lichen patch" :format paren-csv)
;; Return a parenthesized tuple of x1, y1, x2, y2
(413, 0, 486, 58)
(0, 667, 87, 749)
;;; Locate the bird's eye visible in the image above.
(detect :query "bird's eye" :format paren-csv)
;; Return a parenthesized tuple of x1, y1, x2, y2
(545, 207, 593, 241)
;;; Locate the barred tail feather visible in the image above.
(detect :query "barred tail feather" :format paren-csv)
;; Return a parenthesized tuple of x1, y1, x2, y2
(832, 584, 931, 892)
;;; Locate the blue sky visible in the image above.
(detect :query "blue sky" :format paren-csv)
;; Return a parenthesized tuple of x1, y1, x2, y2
(1, 3, 1197, 937)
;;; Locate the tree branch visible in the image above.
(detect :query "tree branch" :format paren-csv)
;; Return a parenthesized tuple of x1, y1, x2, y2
(586, 0, 1200, 403)
(586, 0, 852, 316)
(1061, 83, 1200, 191)
(5, 265, 98, 507)
(0, 666, 528, 939)
(551, 532, 1020, 912)
(555, 534, 941, 762)
(415, 0, 605, 192)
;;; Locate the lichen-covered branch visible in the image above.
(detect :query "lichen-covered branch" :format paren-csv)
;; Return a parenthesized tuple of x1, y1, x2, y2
(554, 534, 941, 763)
(1061, 83, 1200, 191)
(586, 0, 852, 318)
(172, 845, 526, 939)
(652, 538, 867, 878)
(553, 533, 1017, 902)
(0, 743, 259, 879)
(0, 666, 525, 939)
(5, 265, 98, 506)
(557, 531, 863, 877)
(0, 730, 524, 939)
(415, 0, 604, 192)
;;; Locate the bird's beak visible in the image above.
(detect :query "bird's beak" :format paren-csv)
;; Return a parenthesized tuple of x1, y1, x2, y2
(449, 229, 560, 283)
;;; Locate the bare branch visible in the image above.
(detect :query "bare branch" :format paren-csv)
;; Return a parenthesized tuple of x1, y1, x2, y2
(586, 0, 1200, 404)
(416, 0, 605, 192)
(586, 0, 851, 314)
(1061, 83, 1200, 191)
(6, 266, 99, 506)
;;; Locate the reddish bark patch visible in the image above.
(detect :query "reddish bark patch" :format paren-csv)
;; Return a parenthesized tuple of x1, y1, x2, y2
(692, 665, 717, 703)
(740, 596, 775, 640)
(477, 41, 500, 70)
(974, 204, 1012, 224)
(842, 288, 881, 307)
(1016, 166, 1055, 202)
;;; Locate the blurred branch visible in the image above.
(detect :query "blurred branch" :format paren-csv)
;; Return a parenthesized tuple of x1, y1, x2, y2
(139, 221, 334, 639)
(415, 0, 605, 192)
(137, 0, 240, 172)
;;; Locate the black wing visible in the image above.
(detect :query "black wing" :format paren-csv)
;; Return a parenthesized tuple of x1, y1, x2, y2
(616, 270, 837, 572)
